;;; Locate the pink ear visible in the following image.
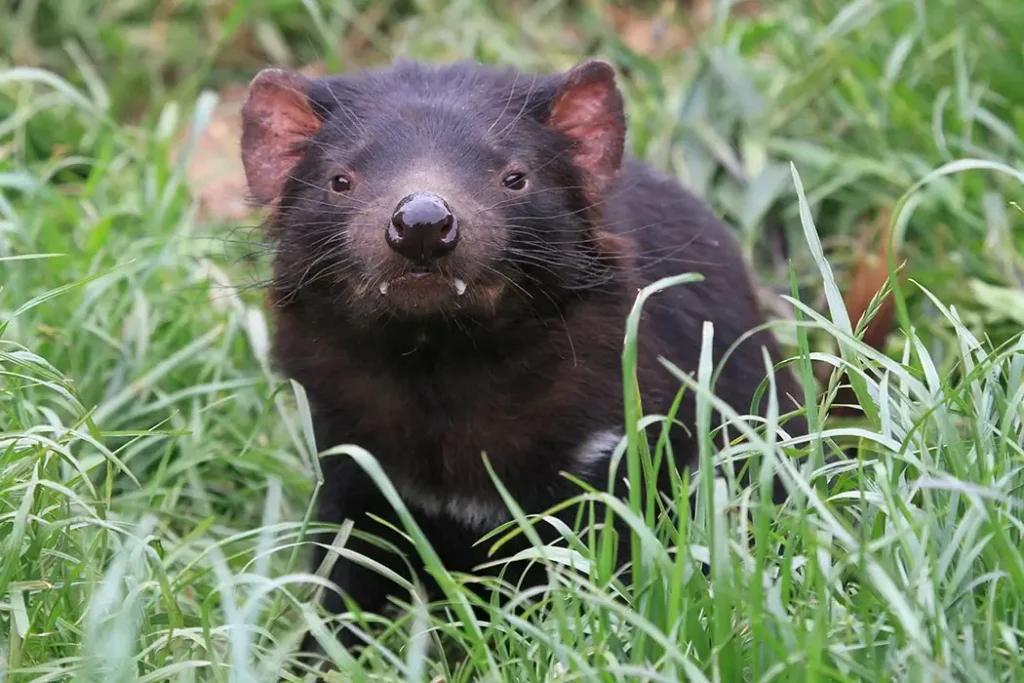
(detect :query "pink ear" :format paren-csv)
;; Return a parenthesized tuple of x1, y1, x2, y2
(546, 60, 626, 201)
(240, 69, 323, 206)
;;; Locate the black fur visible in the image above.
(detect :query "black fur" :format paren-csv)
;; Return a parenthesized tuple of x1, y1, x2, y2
(244, 60, 809, 661)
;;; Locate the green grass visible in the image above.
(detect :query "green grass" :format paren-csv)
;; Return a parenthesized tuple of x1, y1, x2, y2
(2, 0, 1024, 680)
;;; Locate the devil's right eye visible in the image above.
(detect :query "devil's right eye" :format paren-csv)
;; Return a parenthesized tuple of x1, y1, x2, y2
(329, 175, 352, 193)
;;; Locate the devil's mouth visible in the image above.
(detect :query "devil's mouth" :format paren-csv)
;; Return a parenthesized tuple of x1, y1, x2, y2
(377, 271, 468, 297)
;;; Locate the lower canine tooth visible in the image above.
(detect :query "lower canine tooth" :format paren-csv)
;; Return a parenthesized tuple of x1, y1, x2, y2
(379, 282, 389, 295)
(453, 279, 467, 296)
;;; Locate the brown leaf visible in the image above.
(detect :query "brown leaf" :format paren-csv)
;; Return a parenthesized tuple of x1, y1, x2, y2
(179, 84, 251, 223)
(844, 207, 905, 351)
(603, 1, 764, 58)
(816, 207, 908, 416)
(178, 62, 327, 224)
(605, 6, 694, 57)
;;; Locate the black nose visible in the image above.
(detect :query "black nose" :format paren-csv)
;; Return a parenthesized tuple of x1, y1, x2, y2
(386, 193, 459, 263)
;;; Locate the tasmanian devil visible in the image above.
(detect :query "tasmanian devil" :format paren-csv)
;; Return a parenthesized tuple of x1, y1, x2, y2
(238, 58, 867, 657)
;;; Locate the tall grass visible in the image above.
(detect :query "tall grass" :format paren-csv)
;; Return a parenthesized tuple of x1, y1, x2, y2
(1, 0, 1023, 681)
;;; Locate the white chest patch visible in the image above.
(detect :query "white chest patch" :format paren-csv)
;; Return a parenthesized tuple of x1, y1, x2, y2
(398, 485, 511, 532)
(394, 429, 624, 531)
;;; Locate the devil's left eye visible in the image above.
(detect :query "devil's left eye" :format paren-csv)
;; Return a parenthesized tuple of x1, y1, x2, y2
(501, 172, 528, 191)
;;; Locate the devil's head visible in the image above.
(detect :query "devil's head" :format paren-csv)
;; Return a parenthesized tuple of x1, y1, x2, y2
(240, 59, 631, 324)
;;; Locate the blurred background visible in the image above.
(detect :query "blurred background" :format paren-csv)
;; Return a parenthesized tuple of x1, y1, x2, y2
(1, 0, 1023, 678)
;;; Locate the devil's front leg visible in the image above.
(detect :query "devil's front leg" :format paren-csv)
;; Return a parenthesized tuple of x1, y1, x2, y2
(298, 406, 413, 658)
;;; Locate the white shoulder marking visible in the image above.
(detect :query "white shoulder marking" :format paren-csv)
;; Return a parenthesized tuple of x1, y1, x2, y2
(573, 429, 623, 476)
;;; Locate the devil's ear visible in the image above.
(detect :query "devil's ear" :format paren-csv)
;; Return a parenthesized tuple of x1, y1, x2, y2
(240, 68, 323, 206)
(544, 60, 626, 202)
